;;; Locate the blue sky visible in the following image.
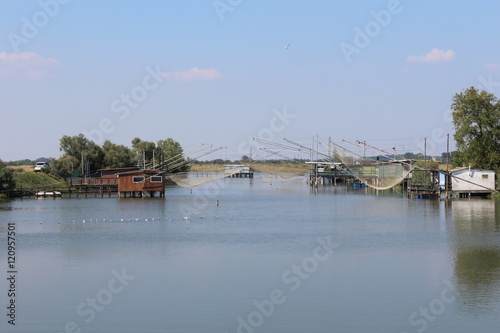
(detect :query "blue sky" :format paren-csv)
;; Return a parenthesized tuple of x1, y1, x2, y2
(1, 0, 500, 161)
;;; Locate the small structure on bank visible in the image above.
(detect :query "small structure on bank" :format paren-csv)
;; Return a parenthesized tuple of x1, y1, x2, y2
(447, 167, 496, 197)
(117, 169, 164, 198)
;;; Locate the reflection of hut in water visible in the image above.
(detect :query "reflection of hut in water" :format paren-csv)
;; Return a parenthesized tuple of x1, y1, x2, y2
(450, 199, 500, 315)
(117, 170, 164, 198)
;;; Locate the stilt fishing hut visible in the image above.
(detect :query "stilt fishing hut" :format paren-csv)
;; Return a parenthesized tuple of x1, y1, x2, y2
(117, 169, 164, 198)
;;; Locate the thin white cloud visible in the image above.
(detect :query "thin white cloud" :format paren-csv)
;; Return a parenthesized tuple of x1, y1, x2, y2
(406, 48, 455, 64)
(0, 51, 59, 80)
(161, 67, 222, 82)
(485, 63, 500, 71)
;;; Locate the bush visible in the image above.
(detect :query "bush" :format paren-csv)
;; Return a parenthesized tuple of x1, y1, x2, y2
(0, 160, 16, 192)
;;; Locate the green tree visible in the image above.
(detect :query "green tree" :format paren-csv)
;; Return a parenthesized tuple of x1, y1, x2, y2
(131, 137, 156, 168)
(241, 155, 251, 162)
(102, 140, 133, 168)
(156, 138, 187, 171)
(0, 159, 16, 193)
(59, 134, 105, 173)
(452, 87, 500, 169)
(51, 155, 79, 179)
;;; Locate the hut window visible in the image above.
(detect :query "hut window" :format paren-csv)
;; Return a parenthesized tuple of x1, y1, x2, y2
(133, 176, 145, 183)
(150, 176, 162, 183)
(482, 174, 489, 179)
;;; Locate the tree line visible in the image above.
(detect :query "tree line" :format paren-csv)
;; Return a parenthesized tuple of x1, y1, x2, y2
(52, 135, 187, 178)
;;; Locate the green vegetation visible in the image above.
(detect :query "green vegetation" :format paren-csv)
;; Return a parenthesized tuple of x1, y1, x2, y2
(1, 160, 62, 197)
(452, 87, 500, 169)
(410, 160, 440, 185)
(53, 134, 186, 178)
(131, 137, 187, 171)
(0, 160, 15, 194)
(12, 171, 67, 189)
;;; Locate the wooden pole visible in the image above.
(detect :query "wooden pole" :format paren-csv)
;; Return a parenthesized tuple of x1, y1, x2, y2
(424, 137, 427, 190)
(446, 134, 450, 197)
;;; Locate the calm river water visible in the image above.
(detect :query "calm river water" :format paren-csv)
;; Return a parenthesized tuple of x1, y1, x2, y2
(1, 175, 499, 332)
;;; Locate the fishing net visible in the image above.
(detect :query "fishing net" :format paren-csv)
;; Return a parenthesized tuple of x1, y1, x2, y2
(165, 166, 245, 188)
(330, 143, 414, 190)
(242, 162, 309, 179)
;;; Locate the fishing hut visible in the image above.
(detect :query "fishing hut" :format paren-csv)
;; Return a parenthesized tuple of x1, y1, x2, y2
(117, 169, 165, 198)
(445, 167, 496, 197)
(306, 162, 354, 186)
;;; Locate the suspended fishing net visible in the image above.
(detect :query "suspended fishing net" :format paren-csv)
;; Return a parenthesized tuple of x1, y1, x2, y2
(330, 143, 414, 190)
(165, 166, 245, 188)
(242, 162, 309, 179)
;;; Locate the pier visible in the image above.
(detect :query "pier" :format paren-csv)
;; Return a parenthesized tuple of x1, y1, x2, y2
(224, 165, 254, 178)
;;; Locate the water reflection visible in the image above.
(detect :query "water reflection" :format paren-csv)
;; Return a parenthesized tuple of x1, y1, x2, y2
(450, 199, 500, 316)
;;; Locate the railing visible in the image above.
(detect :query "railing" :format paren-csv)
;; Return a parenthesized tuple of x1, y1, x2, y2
(69, 178, 118, 186)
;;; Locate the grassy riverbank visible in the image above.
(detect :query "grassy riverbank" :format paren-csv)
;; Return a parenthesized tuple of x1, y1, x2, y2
(8, 166, 67, 189)
(188, 164, 226, 172)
